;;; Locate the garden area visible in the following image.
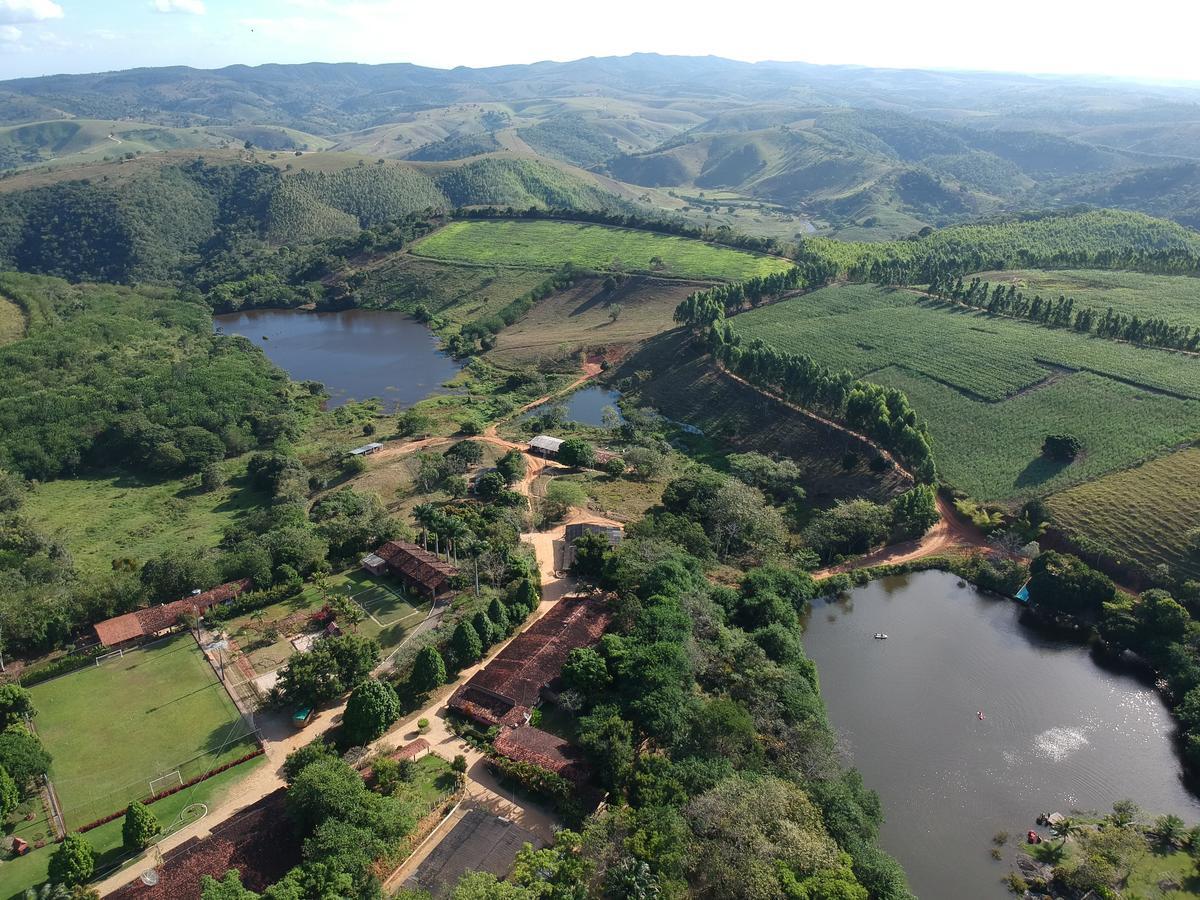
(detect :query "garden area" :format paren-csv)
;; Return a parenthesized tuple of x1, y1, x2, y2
(28, 634, 258, 830)
(220, 569, 431, 678)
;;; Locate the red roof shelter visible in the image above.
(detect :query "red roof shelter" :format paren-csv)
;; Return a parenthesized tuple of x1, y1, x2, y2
(92, 579, 252, 648)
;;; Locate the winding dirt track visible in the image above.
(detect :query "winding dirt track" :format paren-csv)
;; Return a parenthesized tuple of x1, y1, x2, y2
(716, 366, 994, 576)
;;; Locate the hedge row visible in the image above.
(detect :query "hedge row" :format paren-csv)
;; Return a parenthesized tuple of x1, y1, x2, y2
(19, 645, 106, 686)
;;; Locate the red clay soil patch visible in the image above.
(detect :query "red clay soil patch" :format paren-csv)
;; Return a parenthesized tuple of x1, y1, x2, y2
(109, 790, 299, 899)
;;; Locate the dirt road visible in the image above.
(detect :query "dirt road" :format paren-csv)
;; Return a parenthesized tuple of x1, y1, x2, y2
(96, 387, 606, 896)
(813, 494, 990, 578)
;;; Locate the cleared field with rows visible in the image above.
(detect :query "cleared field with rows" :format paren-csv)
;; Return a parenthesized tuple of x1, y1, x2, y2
(488, 274, 702, 366)
(1047, 447, 1200, 582)
(730, 284, 1200, 500)
(969, 269, 1200, 330)
(731, 285, 1200, 402)
(410, 219, 793, 281)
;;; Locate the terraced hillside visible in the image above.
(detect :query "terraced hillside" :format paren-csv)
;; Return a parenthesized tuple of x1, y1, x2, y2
(729, 284, 1200, 500)
(411, 219, 792, 281)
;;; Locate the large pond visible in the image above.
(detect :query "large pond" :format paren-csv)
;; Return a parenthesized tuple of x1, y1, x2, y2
(803, 570, 1200, 899)
(523, 385, 623, 427)
(214, 308, 462, 410)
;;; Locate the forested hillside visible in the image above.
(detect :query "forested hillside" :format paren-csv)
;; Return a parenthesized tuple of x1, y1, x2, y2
(0, 272, 299, 481)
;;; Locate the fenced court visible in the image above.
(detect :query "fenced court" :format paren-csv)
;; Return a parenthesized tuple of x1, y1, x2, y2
(344, 576, 427, 630)
(28, 633, 259, 830)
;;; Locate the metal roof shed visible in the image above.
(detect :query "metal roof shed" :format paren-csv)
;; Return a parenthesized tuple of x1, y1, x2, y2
(528, 435, 563, 456)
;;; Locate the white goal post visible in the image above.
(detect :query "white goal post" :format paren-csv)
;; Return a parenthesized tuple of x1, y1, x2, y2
(95, 648, 124, 666)
(149, 770, 183, 796)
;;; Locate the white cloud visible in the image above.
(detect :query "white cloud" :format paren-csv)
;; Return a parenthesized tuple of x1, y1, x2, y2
(0, 0, 63, 25)
(0, 24, 20, 41)
(153, 0, 206, 14)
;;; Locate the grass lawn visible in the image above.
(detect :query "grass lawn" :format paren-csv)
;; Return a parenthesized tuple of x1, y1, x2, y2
(729, 284, 1200, 501)
(0, 757, 264, 900)
(411, 219, 793, 282)
(0, 297, 23, 347)
(969, 268, 1200, 331)
(21, 461, 269, 577)
(1048, 446, 1200, 582)
(392, 754, 456, 813)
(29, 634, 257, 830)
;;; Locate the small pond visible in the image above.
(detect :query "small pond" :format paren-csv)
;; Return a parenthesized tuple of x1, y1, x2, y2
(214, 308, 462, 410)
(803, 569, 1200, 899)
(523, 385, 623, 427)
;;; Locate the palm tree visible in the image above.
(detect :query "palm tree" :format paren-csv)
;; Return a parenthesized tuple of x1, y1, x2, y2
(1155, 814, 1185, 850)
(1056, 817, 1079, 849)
(412, 503, 437, 551)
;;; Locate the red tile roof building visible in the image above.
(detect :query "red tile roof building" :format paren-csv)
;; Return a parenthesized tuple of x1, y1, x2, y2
(361, 540, 458, 598)
(449, 594, 612, 728)
(494, 726, 591, 787)
(92, 579, 252, 648)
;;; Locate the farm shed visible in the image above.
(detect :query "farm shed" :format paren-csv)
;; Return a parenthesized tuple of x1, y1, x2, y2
(92, 579, 252, 648)
(361, 540, 458, 598)
(348, 442, 383, 456)
(494, 726, 592, 787)
(528, 435, 563, 458)
(448, 594, 612, 727)
(562, 522, 624, 569)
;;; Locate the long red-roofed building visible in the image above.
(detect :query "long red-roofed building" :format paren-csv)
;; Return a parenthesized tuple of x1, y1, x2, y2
(93, 578, 252, 648)
(449, 594, 612, 728)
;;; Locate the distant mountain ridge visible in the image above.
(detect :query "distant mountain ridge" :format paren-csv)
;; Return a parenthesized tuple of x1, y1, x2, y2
(3, 54, 1200, 237)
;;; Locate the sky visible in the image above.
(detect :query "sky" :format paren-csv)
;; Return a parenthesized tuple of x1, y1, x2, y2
(1, 0, 1198, 84)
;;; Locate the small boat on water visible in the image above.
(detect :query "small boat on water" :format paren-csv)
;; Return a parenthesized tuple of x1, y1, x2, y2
(873, 633, 888, 640)
(978, 710, 986, 720)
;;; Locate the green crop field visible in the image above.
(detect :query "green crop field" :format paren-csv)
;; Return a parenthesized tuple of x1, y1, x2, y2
(28, 634, 257, 829)
(729, 284, 1200, 500)
(410, 219, 793, 281)
(1047, 446, 1200, 582)
(968, 268, 1200, 330)
(21, 461, 269, 577)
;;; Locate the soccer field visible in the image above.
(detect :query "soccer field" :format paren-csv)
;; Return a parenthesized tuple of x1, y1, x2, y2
(28, 634, 257, 829)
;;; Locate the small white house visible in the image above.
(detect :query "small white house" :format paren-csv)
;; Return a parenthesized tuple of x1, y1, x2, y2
(528, 435, 564, 458)
(348, 442, 384, 457)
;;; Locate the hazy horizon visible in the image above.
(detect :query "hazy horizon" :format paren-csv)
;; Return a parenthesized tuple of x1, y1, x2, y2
(1, 0, 1197, 85)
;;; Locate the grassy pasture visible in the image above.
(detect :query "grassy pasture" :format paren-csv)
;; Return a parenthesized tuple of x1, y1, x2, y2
(410, 219, 793, 281)
(29, 634, 256, 829)
(969, 268, 1200, 330)
(356, 255, 548, 325)
(1047, 446, 1200, 582)
(21, 460, 268, 576)
(729, 284, 1200, 500)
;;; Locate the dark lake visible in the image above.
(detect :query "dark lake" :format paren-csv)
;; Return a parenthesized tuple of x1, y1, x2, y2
(523, 385, 623, 427)
(803, 569, 1200, 899)
(213, 308, 462, 410)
